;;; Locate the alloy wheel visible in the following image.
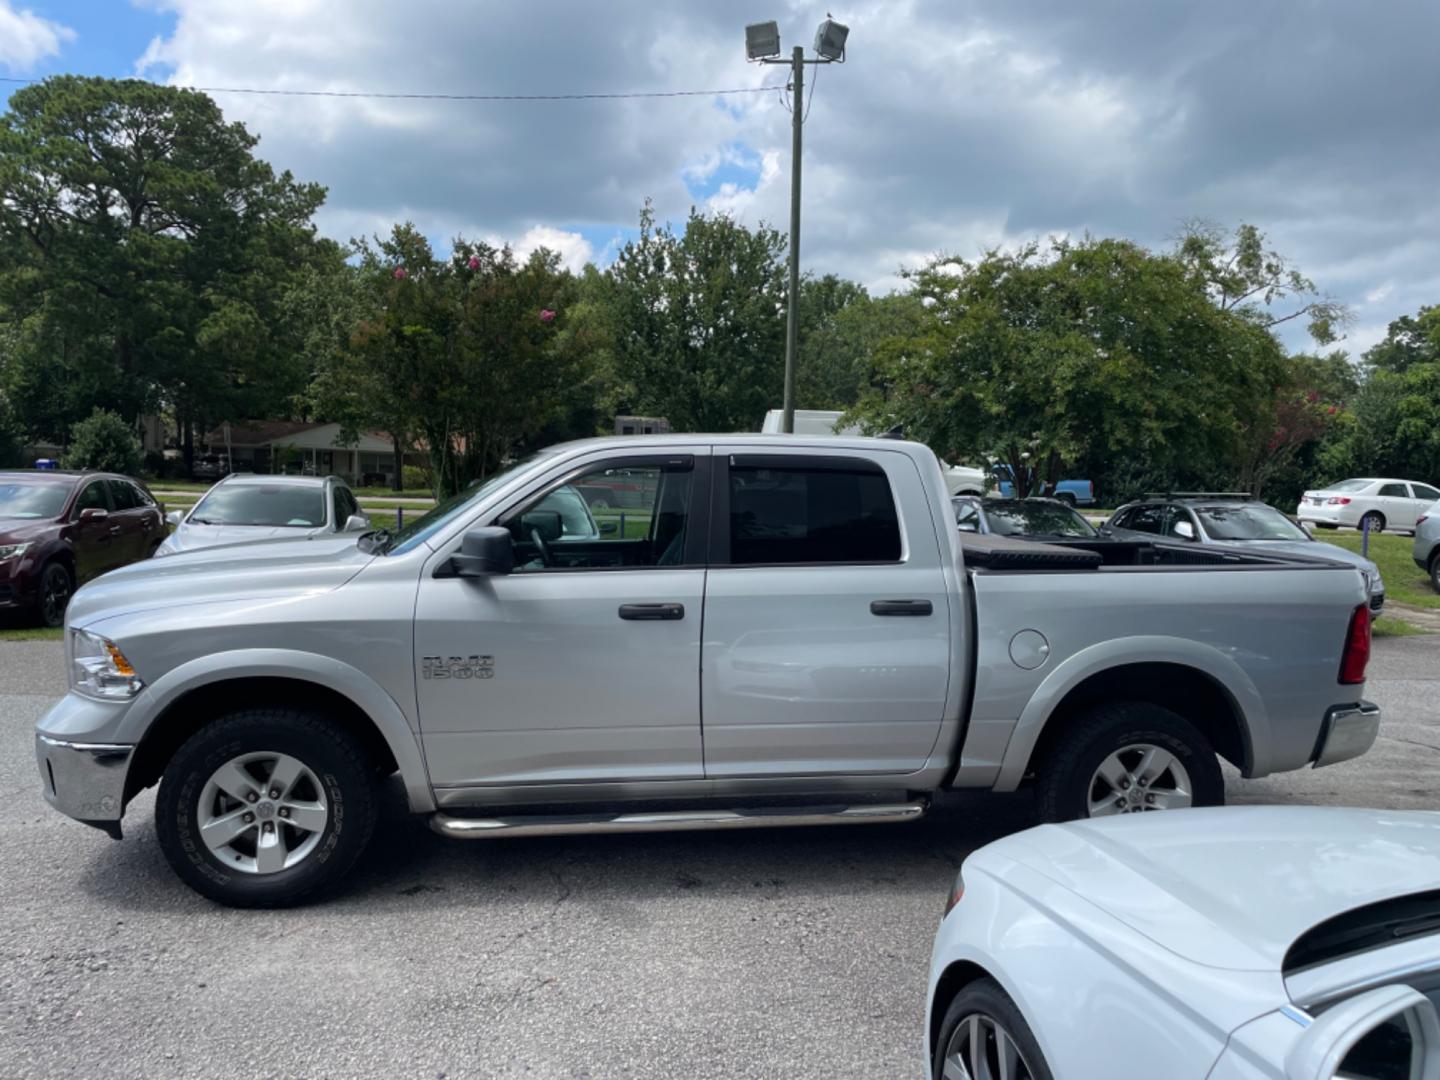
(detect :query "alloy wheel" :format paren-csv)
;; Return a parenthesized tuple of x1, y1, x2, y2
(196, 751, 329, 874)
(942, 1012, 1038, 1080)
(1086, 742, 1193, 817)
(40, 565, 70, 627)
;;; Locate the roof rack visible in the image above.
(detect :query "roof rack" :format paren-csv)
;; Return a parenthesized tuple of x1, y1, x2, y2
(1141, 492, 1252, 501)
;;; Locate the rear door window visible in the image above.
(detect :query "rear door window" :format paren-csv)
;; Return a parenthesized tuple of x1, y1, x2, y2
(723, 457, 901, 565)
(1122, 505, 1166, 534)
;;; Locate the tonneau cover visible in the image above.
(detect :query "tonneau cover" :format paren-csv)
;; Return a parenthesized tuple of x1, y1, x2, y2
(959, 533, 1103, 570)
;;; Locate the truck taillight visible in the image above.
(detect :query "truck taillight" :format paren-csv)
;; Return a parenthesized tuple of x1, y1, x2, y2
(1339, 603, 1371, 685)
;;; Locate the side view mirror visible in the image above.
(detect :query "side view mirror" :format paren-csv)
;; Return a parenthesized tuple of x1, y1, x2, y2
(343, 513, 371, 532)
(165, 510, 184, 527)
(599, 521, 618, 536)
(1286, 984, 1440, 1080)
(957, 520, 979, 533)
(79, 507, 109, 524)
(444, 527, 514, 577)
(1173, 520, 1197, 541)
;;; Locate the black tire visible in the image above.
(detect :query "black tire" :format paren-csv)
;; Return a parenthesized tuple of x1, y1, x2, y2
(1359, 511, 1385, 534)
(1315, 522, 1338, 530)
(933, 978, 1052, 1080)
(1034, 702, 1224, 823)
(1055, 492, 1077, 507)
(37, 561, 72, 628)
(1429, 552, 1440, 593)
(156, 708, 378, 908)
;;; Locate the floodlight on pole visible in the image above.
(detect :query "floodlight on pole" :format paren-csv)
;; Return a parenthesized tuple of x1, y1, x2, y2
(745, 21, 782, 60)
(745, 18, 850, 434)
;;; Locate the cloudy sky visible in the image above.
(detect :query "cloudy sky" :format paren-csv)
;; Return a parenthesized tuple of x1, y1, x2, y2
(4, 0, 1438, 355)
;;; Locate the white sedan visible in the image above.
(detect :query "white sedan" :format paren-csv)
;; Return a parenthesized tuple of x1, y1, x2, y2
(926, 806, 1440, 1079)
(157, 474, 370, 556)
(1299, 477, 1440, 534)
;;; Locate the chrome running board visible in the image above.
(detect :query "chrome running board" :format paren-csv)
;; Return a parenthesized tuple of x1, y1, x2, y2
(430, 800, 927, 840)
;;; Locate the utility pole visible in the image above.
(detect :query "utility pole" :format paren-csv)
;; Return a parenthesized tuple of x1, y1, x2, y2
(782, 45, 803, 435)
(745, 18, 849, 434)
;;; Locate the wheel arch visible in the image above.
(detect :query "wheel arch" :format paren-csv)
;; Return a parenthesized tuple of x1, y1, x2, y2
(929, 959, 994, 1064)
(993, 639, 1266, 792)
(120, 650, 434, 814)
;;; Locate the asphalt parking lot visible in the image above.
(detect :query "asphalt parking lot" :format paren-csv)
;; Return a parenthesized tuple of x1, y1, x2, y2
(1, 638, 1437, 1080)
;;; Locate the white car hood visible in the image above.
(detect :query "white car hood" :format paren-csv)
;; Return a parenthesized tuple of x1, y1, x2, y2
(68, 534, 371, 627)
(160, 523, 324, 554)
(990, 807, 1440, 972)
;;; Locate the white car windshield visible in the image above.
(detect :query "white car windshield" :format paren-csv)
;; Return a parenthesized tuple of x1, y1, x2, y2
(1329, 479, 1374, 493)
(1195, 505, 1310, 541)
(189, 485, 326, 527)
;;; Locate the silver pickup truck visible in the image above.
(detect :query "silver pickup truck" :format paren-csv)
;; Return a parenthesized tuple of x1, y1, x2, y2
(35, 436, 1380, 907)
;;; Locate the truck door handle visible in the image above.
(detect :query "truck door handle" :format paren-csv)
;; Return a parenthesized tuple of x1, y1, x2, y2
(618, 602, 685, 621)
(870, 599, 933, 617)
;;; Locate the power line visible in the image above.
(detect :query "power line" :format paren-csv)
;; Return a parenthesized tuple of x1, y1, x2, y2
(0, 74, 775, 102)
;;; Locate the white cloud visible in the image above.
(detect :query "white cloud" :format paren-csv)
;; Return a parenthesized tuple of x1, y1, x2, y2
(0, 0, 74, 72)
(509, 225, 594, 275)
(124, 0, 1440, 351)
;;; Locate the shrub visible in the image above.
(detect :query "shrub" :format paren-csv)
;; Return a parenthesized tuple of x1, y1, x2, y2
(402, 464, 430, 491)
(64, 409, 143, 475)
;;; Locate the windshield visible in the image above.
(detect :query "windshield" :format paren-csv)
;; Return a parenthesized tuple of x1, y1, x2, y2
(1329, 479, 1374, 493)
(190, 485, 326, 527)
(1196, 504, 1309, 541)
(984, 500, 1097, 538)
(0, 480, 71, 520)
(385, 452, 551, 556)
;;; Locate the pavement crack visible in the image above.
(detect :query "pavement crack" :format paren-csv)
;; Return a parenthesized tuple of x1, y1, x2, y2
(1387, 735, 1440, 755)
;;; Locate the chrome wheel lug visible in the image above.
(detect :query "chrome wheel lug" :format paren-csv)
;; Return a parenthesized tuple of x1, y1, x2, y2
(242, 812, 255, 824)
(278, 808, 290, 819)
(245, 792, 259, 804)
(1119, 779, 1130, 790)
(1145, 794, 1156, 805)
(269, 788, 280, 799)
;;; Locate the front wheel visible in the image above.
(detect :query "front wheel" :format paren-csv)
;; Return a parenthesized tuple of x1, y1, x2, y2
(156, 708, 377, 907)
(934, 978, 1052, 1080)
(37, 561, 72, 627)
(1034, 702, 1224, 822)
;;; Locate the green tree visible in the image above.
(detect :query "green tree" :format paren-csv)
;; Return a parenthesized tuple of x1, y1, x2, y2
(1362, 306, 1439, 374)
(1176, 221, 1351, 345)
(63, 408, 142, 473)
(796, 279, 929, 411)
(0, 75, 327, 464)
(608, 204, 785, 431)
(853, 238, 1288, 498)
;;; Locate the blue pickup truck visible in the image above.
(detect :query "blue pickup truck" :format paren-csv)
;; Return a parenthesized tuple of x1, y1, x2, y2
(991, 465, 1096, 506)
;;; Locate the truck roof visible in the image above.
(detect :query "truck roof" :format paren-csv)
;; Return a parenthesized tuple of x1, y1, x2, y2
(546, 432, 932, 456)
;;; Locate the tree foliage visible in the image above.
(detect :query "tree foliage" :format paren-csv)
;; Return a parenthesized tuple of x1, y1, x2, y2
(608, 204, 786, 432)
(853, 237, 1288, 497)
(0, 76, 327, 460)
(63, 408, 142, 474)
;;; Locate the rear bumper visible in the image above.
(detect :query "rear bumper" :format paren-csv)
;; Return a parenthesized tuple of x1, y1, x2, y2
(1298, 503, 1349, 526)
(1312, 701, 1381, 769)
(35, 733, 133, 837)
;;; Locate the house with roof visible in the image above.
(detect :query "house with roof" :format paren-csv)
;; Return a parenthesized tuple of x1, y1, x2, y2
(201, 421, 414, 484)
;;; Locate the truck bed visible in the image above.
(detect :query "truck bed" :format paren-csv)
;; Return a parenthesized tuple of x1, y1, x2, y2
(959, 533, 1350, 572)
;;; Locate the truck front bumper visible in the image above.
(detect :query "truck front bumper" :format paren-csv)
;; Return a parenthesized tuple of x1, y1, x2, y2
(1312, 701, 1381, 769)
(35, 734, 133, 838)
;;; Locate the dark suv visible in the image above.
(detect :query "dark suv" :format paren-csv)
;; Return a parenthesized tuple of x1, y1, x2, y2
(1103, 493, 1385, 611)
(0, 471, 168, 626)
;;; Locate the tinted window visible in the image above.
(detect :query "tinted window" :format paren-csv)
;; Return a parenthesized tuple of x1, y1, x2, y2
(1120, 505, 1166, 534)
(508, 461, 692, 570)
(190, 485, 326, 527)
(1412, 484, 1440, 502)
(1338, 1015, 1418, 1080)
(1379, 483, 1409, 497)
(728, 460, 900, 564)
(108, 479, 140, 510)
(73, 480, 109, 517)
(332, 485, 358, 527)
(0, 480, 71, 519)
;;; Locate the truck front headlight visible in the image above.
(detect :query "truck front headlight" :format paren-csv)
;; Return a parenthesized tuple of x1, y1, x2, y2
(71, 629, 144, 700)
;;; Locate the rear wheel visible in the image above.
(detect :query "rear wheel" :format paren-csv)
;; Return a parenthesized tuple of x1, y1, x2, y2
(933, 978, 1052, 1080)
(156, 708, 377, 908)
(37, 561, 72, 628)
(1035, 702, 1224, 823)
(1359, 511, 1385, 534)
(1055, 492, 1077, 507)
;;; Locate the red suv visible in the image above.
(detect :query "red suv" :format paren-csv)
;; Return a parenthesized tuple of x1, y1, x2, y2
(0, 471, 168, 627)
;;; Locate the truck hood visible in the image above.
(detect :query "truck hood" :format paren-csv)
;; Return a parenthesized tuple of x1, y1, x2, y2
(67, 535, 372, 628)
(157, 523, 325, 555)
(989, 807, 1440, 972)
